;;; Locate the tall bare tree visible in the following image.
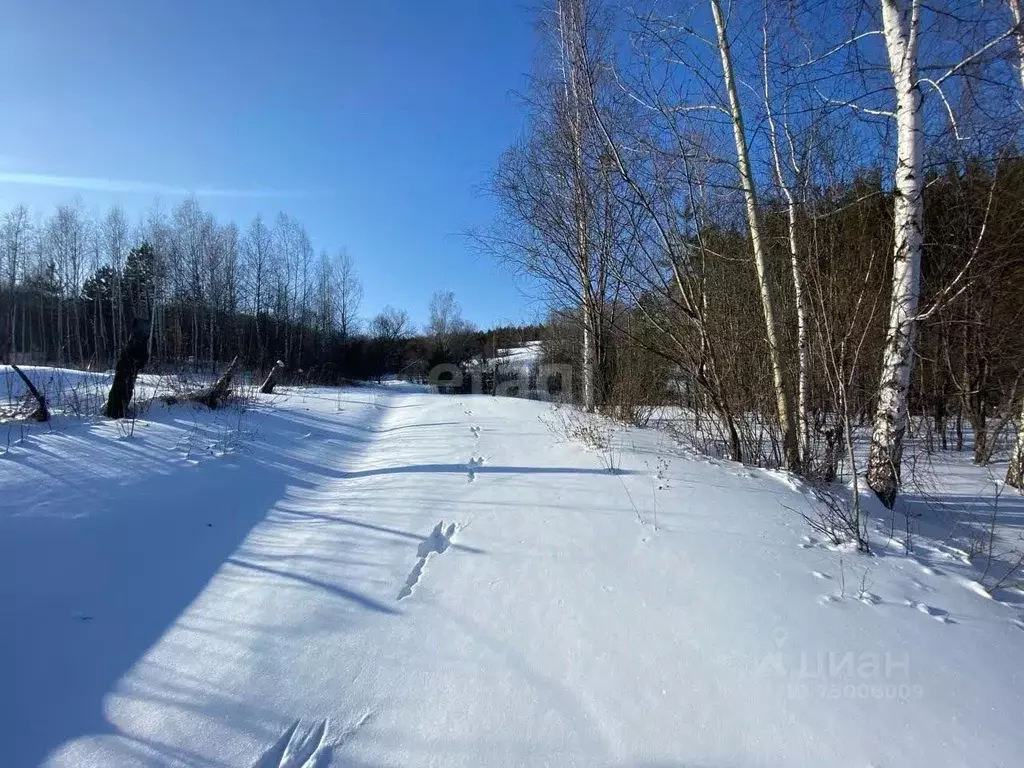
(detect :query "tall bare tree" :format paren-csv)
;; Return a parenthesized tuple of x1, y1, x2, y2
(709, 0, 800, 469)
(335, 248, 363, 338)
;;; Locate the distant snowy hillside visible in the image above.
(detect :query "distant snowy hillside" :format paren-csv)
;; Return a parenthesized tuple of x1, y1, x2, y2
(467, 340, 543, 373)
(495, 340, 542, 369)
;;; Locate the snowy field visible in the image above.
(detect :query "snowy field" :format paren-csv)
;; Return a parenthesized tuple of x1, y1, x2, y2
(2, 370, 1023, 767)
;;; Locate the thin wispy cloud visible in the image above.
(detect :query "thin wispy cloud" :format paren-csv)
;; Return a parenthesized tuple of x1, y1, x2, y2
(0, 171, 302, 199)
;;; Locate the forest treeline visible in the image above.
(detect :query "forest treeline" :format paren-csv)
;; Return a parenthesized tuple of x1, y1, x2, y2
(476, 0, 1024, 515)
(0, 198, 542, 382)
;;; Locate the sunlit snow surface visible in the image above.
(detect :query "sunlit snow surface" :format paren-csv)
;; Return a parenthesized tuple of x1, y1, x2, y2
(1, 367, 1023, 767)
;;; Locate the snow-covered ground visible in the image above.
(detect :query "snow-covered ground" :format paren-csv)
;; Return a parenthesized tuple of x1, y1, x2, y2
(2, 372, 1023, 767)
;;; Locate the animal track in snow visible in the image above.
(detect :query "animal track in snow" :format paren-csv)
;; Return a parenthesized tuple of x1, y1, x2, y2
(336, 711, 374, 748)
(909, 578, 933, 593)
(905, 599, 955, 624)
(469, 425, 481, 437)
(467, 456, 485, 482)
(811, 571, 832, 580)
(254, 718, 329, 768)
(397, 521, 457, 600)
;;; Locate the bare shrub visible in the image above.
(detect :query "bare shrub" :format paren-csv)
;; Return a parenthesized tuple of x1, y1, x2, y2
(796, 482, 869, 553)
(541, 404, 620, 471)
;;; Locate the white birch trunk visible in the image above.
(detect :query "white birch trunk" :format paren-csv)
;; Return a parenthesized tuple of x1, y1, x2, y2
(582, 320, 594, 410)
(786, 201, 810, 464)
(867, 0, 925, 508)
(711, 0, 799, 469)
(1007, 397, 1024, 489)
(763, 34, 810, 466)
(1007, 0, 1024, 93)
(559, 0, 597, 412)
(1005, 1, 1024, 490)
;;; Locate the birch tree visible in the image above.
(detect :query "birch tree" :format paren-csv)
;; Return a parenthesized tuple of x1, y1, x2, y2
(762, 16, 811, 465)
(427, 290, 463, 351)
(862, 0, 927, 507)
(709, 0, 800, 469)
(243, 214, 273, 359)
(1008, 0, 1024, 93)
(102, 206, 129, 351)
(487, 0, 631, 412)
(556, 0, 599, 410)
(1009, 400, 1024, 489)
(335, 248, 362, 339)
(1005, 0, 1024, 488)
(861, 0, 1020, 505)
(1, 205, 31, 356)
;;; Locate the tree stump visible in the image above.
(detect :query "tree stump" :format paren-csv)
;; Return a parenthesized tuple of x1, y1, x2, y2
(260, 360, 284, 395)
(104, 318, 151, 419)
(193, 356, 239, 409)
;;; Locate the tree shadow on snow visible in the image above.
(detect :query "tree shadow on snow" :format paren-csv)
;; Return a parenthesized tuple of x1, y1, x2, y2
(0, 404, 405, 767)
(882, 487, 1024, 606)
(340, 464, 642, 480)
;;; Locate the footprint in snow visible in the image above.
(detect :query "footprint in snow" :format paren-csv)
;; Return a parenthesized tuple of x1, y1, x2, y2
(397, 521, 457, 600)
(336, 711, 374, 748)
(467, 456, 485, 482)
(905, 599, 955, 624)
(254, 718, 329, 768)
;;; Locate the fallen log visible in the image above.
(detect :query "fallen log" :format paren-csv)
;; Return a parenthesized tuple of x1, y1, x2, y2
(191, 356, 240, 409)
(10, 364, 49, 422)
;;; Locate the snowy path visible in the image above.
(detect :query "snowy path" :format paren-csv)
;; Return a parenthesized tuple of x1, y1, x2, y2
(2, 386, 1024, 767)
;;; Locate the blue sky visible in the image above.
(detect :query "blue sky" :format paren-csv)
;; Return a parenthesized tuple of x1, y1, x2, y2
(0, 0, 542, 329)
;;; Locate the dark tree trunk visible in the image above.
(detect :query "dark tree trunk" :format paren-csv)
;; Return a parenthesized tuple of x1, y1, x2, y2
(822, 423, 843, 483)
(935, 394, 947, 450)
(104, 318, 151, 419)
(955, 399, 964, 451)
